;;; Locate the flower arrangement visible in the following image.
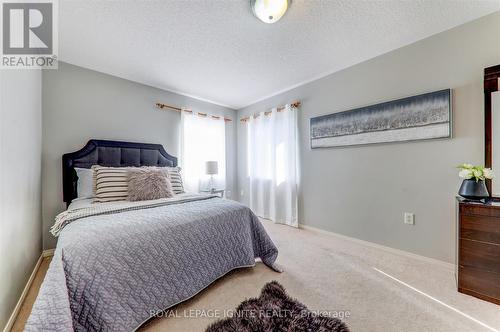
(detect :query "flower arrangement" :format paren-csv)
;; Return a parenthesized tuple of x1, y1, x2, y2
(457, 164, 494, 181)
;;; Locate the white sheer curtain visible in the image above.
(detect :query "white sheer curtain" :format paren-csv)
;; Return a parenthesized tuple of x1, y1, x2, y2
(247, 105, 298, 227)
(180, 111, 226, 193)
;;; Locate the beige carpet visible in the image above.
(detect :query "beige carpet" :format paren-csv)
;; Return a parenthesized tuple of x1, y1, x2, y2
(140, 220, 500, 332)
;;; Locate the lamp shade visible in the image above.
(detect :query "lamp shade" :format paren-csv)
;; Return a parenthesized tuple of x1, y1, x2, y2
(205, 161, 218, 175)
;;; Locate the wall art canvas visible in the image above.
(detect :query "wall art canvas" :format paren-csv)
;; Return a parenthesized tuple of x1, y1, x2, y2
(310, 89, 452, 148)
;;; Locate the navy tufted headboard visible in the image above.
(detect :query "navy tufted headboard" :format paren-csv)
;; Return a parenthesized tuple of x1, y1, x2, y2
(62, 139, 177, 205)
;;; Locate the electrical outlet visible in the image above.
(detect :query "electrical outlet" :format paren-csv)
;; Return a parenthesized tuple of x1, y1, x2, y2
(240, 190, 244, 197)
(404, 212, 415, 225)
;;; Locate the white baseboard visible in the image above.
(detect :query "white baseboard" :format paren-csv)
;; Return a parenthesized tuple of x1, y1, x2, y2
(3, 249, 54, 332)
(3, 255, 42, 332)
(299, 224, 455, 271)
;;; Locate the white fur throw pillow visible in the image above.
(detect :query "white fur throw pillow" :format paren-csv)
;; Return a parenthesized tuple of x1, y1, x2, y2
(127, 168, 174, 201)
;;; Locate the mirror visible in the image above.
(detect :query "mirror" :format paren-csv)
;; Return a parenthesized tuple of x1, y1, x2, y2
(492, 89, 500, 196)
(485, 65, 500, 198)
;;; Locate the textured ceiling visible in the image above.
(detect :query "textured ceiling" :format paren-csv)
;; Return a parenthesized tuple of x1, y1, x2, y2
(59, 0, 500, 109)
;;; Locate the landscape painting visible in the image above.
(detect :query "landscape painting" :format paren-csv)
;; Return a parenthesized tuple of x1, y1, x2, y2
(310, 89, 452, 148)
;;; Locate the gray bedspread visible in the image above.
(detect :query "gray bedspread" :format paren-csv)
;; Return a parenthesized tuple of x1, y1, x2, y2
(25, 196, 279, 331)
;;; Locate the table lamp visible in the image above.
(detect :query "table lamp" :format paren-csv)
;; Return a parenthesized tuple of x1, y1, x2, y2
(205, 161, 218, 192)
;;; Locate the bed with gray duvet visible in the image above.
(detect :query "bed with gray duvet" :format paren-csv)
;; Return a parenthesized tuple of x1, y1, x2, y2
(26, 140, 279, 331)
(25, 194, 279, 331)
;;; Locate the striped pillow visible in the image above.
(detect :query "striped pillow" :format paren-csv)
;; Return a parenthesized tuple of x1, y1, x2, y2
(166, 167, 185, 194)
(93, 166, 132, 203)
(91, 165, 184, 202)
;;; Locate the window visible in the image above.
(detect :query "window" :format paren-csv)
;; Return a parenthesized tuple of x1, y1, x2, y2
(180, 112, 226, 193)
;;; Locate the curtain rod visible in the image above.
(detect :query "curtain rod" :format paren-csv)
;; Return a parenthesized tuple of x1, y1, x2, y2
(155, 102, 232, 122)
(239, 100, 301, 123)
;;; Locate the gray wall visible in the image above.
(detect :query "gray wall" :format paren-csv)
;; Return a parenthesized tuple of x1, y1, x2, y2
(42, 62, 237, 249)
(237, 12, 500, 263)
(0, 70, 42, 329)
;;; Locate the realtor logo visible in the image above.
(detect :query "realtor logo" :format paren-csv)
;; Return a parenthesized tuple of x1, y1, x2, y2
(1, 0, 58, 68)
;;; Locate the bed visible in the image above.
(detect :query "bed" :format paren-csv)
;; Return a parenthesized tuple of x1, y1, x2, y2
(26, 140, 279, 332)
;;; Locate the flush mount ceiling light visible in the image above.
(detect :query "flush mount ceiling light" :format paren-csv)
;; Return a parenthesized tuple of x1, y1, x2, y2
(251, 0, 290, 24)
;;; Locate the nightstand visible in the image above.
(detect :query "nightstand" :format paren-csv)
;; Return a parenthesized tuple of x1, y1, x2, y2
(200, 189, 225, 198)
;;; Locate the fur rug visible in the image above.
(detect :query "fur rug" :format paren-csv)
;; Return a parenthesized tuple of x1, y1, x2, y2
(206, 281, 350, 332)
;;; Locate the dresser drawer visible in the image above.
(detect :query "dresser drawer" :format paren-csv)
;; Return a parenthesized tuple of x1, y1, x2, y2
(460, 215, 500, 244)
(458, 266, 500, 304)
(460, 204, 500, 218)
(459, 239, 500, 273)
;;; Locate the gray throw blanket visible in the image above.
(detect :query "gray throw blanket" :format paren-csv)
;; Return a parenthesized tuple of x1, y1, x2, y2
(26, 196, 279, 331)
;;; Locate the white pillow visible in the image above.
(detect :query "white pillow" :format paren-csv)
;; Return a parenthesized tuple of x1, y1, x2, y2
(75, 167, 94, 199)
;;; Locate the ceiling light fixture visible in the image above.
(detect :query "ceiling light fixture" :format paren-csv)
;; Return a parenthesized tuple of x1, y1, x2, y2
(251, 0, 290, 24)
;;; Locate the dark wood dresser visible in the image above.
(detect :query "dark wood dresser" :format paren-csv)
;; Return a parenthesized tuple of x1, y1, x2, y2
(457, 197, 500, 305)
